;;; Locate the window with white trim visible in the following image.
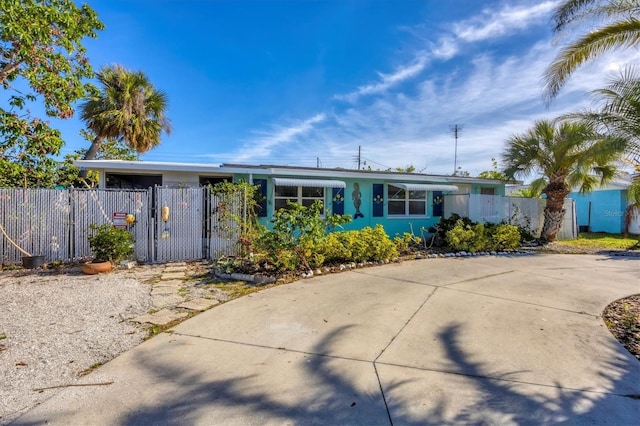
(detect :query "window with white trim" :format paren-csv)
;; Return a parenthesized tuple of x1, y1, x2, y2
(274, 185, 325, 213)
(387, 184, 427, 216)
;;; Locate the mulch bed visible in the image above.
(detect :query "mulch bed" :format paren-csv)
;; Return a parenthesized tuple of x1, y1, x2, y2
(602, 294, 640, 361)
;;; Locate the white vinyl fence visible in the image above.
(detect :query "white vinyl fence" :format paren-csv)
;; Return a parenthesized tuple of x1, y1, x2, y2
(444, 194, 577, 240)
(0, 187, 242, 266)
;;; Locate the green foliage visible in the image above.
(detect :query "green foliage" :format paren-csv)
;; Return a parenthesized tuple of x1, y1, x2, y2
(545, 0, 640, 100)
(80, 65, 171, 166)
(503, 118, 625, 241)
(0, 0, 103, 187)
(490, 224, 521, 251)
(477, 158, 507, 181)
(256, 201, 351, 271)
(393, 232, 422, 254)
(428, 214, 475, 247)
(322, 225, 398, 264)
(446, 220, 488, 253)
(438, 218, 522, 253)
(209, 180, 264, 257)
(509, 188, 542, 198)
(0, 114, 64, 187)
(87, 223, 134, 264)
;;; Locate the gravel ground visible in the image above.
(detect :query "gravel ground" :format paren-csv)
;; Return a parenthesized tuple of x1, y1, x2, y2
(0, 267, 154, 425)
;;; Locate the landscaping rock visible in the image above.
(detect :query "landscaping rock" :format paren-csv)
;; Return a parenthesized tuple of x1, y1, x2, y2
(253, 275, 276, 285)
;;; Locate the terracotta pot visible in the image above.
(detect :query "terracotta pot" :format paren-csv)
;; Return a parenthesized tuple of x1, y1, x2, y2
(82, 261, 112, 275)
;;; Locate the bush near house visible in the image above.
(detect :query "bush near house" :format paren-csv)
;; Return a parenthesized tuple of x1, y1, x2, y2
(255, 200, 352, 271)
(322, 225, 399, 264)
(238, 196, 524, 275)
(87, 223, 134, 264)
(430, 215, 522, 253)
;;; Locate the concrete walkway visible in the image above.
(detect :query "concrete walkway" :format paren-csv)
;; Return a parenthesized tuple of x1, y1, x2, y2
(15, 254, 640, 425)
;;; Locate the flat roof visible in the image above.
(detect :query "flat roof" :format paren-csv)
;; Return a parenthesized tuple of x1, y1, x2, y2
(74, 160, 511, 185)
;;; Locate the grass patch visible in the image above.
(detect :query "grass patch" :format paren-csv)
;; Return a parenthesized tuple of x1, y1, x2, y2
(556, 233, 639, 250)
(79, 361, 105, 377)
(214, 280, 265, 299)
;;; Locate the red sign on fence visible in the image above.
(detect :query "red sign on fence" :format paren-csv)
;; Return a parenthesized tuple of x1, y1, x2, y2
(113, 212, 128, 229)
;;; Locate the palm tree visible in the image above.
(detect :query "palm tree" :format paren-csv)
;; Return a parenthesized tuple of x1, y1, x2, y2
(503, 119, 624, 242)
(568, 67, 640, 238)
(582, 66, 640, 160)
(80, 65, 170, 174)
(544, 0, 640, 101)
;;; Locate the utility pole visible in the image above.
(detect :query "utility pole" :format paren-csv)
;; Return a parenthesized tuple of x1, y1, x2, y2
(449, 124, 463, 175)
(354, 145, 362, 169)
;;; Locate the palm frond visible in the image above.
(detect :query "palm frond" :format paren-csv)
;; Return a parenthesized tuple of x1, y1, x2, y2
(545, 16, 640, 101)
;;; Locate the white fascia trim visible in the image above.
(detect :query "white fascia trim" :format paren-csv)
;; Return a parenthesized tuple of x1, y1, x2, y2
(272, 178, 346, 188)
(393, 183, 459, 192)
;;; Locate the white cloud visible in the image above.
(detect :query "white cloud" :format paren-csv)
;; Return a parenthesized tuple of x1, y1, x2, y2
(232, 113, 326, 163)
(334, 1, 558, 104)
(334, 52, 429, 102)
(453, 1, 557, 42)
(431, 37, 458, 60)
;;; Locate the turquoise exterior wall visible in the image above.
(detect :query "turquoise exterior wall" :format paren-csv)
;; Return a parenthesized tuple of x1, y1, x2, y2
(251, 175, 504, 238)
(570, 190, 627, 233)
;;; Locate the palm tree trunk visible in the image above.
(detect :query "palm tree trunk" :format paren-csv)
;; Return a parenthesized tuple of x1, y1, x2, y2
(541, 184, 570, 242)
(79, 135, 105, 178)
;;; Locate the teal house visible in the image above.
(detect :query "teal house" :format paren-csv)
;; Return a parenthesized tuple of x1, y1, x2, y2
(569, 177, 637, 234)
(76, 160, 508, 237)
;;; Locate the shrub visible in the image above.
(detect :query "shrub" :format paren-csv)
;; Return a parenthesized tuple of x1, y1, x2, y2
(445, 220, 488, 253)
(428, 214, 475, 247)
(362, 225, 398, 261)
(394, 232, 422, 254)
(255, 200, 351, 271)
(321, 225, 398, 264)
(88, 223, 134, 264)
(490, 224, 521, 251)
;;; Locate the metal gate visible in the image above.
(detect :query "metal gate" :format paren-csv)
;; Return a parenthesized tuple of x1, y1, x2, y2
(154, 187, 205, 262)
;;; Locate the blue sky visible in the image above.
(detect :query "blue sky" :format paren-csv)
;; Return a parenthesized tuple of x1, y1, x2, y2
(51, 0, 638, 175)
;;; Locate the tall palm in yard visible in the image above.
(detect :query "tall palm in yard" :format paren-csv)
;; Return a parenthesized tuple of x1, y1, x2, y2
(544, 0, 640, 101)
(582, 66, 640, 160)
(569, 67, 640, 236)
(503, 119, 624, 242)
(80, 65, 170, 175)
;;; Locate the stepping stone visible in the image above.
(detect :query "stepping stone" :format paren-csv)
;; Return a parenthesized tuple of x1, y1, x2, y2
(151, 287, 179, 296)
(164, 266, 186, 273)
(165, 262, 187, 267)
(153, 280, 184, 289)
(178, 298, 220, 311)
(131, 309, 188, 326)
(152, 294, 184, 309)
(161, 272, 186, 280)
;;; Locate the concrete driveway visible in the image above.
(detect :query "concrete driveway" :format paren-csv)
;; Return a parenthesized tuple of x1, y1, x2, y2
(15, 254, 640, 425)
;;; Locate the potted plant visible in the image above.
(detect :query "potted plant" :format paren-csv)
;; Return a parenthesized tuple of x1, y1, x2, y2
(83, 223, 134, 274)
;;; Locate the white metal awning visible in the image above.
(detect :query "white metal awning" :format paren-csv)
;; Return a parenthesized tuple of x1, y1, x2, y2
(393, 183, 459, 192)
(272, 178, 346, 188)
